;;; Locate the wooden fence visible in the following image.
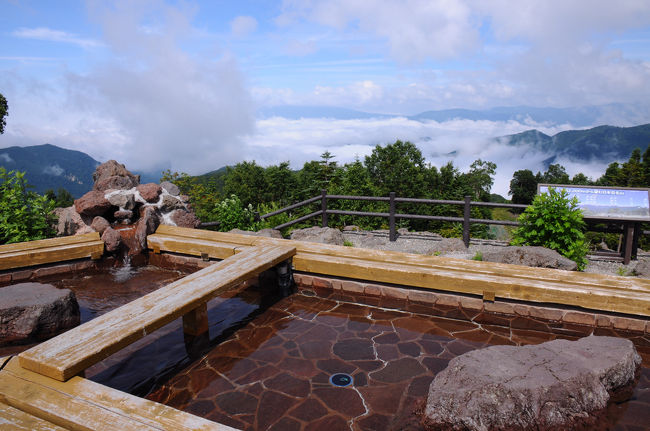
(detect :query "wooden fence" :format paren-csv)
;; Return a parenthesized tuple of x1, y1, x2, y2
(258, 190, 527, 247)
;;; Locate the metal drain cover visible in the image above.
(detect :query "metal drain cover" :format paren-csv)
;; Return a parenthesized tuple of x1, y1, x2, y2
(329, 373, 353, 387)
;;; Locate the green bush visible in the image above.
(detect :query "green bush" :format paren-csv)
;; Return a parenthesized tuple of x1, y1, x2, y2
(511, 187, 589, 270)
(214, 194, 259, 232)
(0, 168, 56, 244)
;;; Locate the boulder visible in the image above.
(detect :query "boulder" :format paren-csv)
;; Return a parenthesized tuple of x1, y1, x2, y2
(633, 259, 650, 278)
(92, 160, 140, 192)
(0, 283, 80, 346)
(54, 206, 93, 236)
(136, 183, 162, 203)
(169, 209, 200, 228)
(427, 238, 467, 254)
(107, 191, 136, 210)
(113, 210, 133, 223)
(482, 246, 577, 271)
(290, 226, 344, 246)
(90, 216, 110, 235)
(74, 191, 112, 217)
(101, 227, 122, 252)
(133, 206, 161, 255)
(423, 335, 641, 431)
(160, 181, 180, 196)
(160, 194, 184, 212)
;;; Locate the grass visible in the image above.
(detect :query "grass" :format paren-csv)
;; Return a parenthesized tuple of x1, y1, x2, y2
(343, 240, 354, 247)
(472, 251, 483, 261)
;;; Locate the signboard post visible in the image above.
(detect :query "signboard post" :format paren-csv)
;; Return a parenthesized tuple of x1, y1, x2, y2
(537, 185, 650, 264)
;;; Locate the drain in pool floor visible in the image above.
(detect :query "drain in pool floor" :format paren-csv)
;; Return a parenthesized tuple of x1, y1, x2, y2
(330, 373, 353, 387)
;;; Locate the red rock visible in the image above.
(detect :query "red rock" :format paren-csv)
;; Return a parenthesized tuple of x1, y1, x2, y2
(169, 209, 200, 228)
(54, 206, 93, 236)
(136, 183, 162, 203)
(92, 160, 140, 191)
(101, 227, 121, 252)
(214, 391, 258, 415)
(74, 191, 112, 217)
(333, 338, 375, 360)
(265, 372, 311, 398)
(256, 391, 297, 430)
(90, 216, 110, 234)
(369, 357, 426, 383)
(132, 206, 160, 255)
(304, 415, 350, 431)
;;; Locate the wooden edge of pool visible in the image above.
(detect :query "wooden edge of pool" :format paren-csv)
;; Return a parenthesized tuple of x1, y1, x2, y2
(0, 356, 236, 431)
(150, 225, 650, 317)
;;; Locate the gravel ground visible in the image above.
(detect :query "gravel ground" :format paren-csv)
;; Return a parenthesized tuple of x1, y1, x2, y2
(341, 230, 649, 278)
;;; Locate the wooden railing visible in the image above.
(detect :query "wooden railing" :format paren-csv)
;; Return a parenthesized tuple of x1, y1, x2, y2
(259, 190, 526, 246)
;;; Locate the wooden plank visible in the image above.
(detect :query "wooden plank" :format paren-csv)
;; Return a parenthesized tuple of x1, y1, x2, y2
(19, 244, 296, 381)
(152, 227, 650, 295)
(0, 358, 234, 431)
(0, 233, 101, 254)
(0, 242, 105, 271)
(292, 253, 650, 317)
(0, 402, 67, 431)
(146, 235, 244, 260)
(151, 226, 650, 316)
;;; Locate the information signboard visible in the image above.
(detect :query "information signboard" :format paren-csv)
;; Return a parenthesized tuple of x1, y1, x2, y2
(537, 184, 650, 221)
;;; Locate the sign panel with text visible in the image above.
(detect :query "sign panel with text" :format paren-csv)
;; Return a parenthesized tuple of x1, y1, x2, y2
(537, 184, 650, 221)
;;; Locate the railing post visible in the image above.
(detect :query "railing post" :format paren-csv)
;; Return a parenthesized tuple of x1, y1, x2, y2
(389, 192, 396, 242)
(463, 195, 471, 247)
(321, 189, 328, 227)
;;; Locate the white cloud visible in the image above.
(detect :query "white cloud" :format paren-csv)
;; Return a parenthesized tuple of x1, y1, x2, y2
(230, 15, 258, 37)
(279, 0, 479, 62)
(12, 27, 102, 49)
(238, 116, 591, 196)
(43, 164, 64, 176)
(0, 153, 14, 163)
(1, 1, 255, 175)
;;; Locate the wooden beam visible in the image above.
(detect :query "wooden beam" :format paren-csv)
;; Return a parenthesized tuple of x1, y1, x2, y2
(0, 357, 234, 430)
(146, 235, 243, 260)
(292, 253, 650, 317)
(0, 232, 101, 254)
(0, 402, 66, 431)
(18, 244, 296, 381)
(0, 242, 105, 270)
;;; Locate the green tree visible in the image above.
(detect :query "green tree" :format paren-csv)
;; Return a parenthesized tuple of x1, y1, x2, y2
(264, 162, 297, 205)
(618, 148, 645, 186)
(511, 187, 589, 270)
(540, 164, 570, 184)
(570, 173, 591, 185)
(44, 188, 75, 208)
(509, 169, 537, 205)
(223, 161, 269, 207)
(0, 93, 7, 134)
(465, 159, 497, 201)
(642, 145, 650, 185)
(0, 168, 56, 244)
(365, 140, 427, 197)
(597, 162, 621, 186)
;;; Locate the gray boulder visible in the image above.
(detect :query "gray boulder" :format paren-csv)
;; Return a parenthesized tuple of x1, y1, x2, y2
(90, 216, 110, 235)
(0, 283, 80, 346)
(633, 259, 650, 278)
(160, 181, 180, 196)
(290, 226, 344, 245)
(423, 335, 641, 431)
(481, 245, 577, 271)
(107, 191, 136, 210)
(54, 206, 93, 236)
(427, 238, 467, 254)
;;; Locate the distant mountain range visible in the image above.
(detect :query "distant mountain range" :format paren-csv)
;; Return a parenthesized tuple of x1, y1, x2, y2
(0, 144, 99, 197)
(2, 117, 650, 198)
(258, 103, 650, 128)
(497, 123, 650, 162)
(0, 144, 161, 197)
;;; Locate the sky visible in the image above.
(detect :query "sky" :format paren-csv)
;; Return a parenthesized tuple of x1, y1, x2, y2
(2, 0, 650, 196)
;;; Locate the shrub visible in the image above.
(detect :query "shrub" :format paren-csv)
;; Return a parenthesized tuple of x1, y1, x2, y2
(0, 168, 56, 244)
(511, 187, 589, 270)
(214, 194, 258, 232)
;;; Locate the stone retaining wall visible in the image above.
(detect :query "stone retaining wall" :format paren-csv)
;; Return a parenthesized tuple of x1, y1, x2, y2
(293, 273, 650, 340)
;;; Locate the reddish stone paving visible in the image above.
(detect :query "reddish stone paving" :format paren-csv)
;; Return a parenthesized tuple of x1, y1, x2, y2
(146, 293, 650, 431)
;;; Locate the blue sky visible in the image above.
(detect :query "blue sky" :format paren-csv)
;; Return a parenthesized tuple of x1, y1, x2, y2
(2, 0, 650, 195)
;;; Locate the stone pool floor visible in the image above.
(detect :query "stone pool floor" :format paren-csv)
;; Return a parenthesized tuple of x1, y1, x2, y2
(146, 293, 650, 431)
